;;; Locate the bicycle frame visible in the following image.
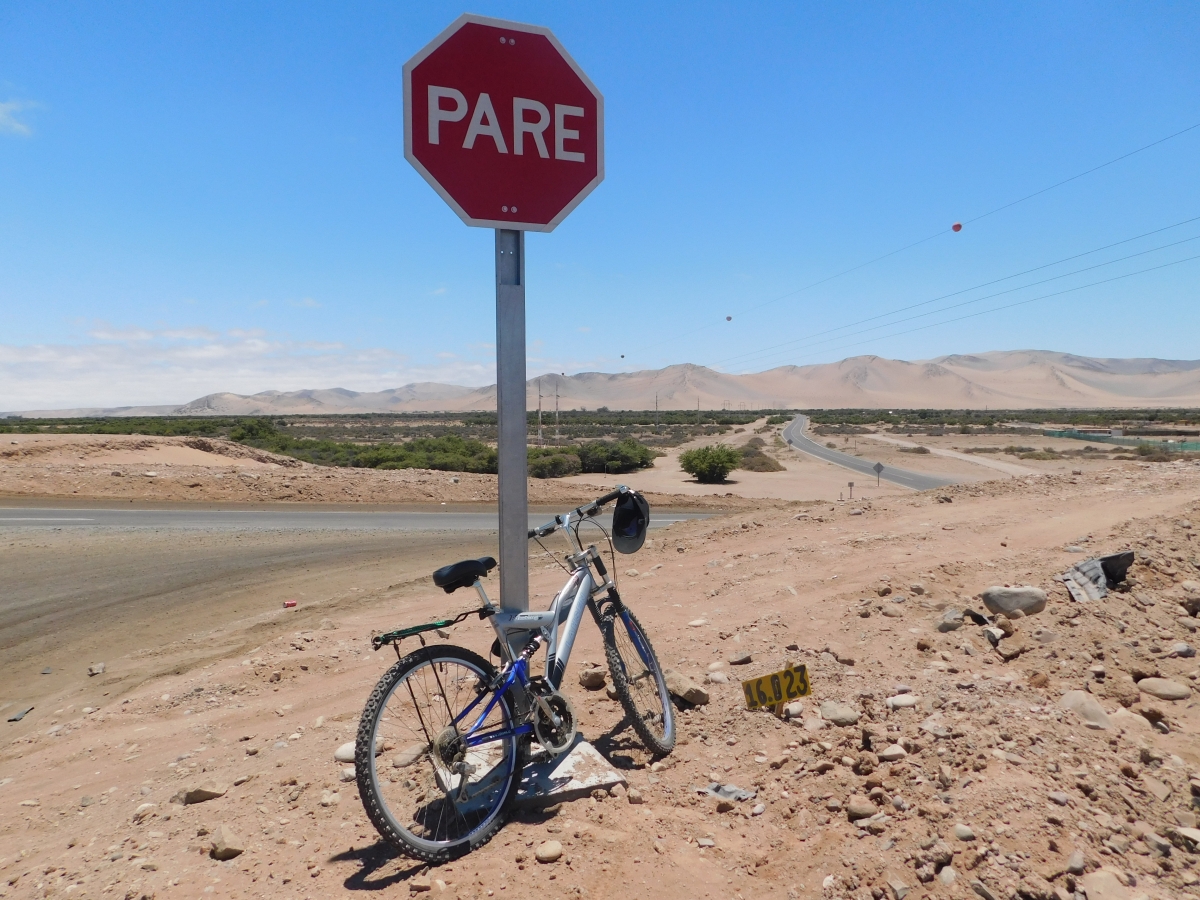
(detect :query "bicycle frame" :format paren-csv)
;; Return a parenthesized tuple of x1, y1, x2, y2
(449, 501, 619, 750)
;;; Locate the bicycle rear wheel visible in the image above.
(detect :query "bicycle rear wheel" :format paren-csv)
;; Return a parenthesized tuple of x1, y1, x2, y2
(355, 645, 523, 863)
(602, 606, 676, 756)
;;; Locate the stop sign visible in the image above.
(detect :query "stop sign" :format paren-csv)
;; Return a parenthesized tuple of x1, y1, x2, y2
(403, 14, 604, 232)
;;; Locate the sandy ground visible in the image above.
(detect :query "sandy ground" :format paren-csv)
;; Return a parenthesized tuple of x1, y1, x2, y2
(4, 459, 1200, 899)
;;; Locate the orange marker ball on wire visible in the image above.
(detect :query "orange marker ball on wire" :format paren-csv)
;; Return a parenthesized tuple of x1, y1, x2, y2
(952, 222, 962, 232)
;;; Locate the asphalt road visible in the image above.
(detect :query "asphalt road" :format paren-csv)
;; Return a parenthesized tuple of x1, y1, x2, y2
(781, 414, 958, 491)
(0, 506, 708, 531)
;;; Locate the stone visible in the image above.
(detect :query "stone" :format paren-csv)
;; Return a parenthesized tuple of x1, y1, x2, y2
(819, 700, 860, 726)
(626, 787, 644, 804)
(1059, 690, 1110, 729)
(132, 802, 156, 823)
(781, 700, 804, 719)
(969, 880, 998, 900)
(535, 840, 563, 863)
(339, 766, 355, 782)
(320, 789, 340, 807)
(751, 802, 765, 816)
(936, 609, 964, 632)
(334, 742, 356, 763)
(697, 837, 715, 848)
(937, 866, 957, 886)
(1136, 677, 1190, 700)
(881, 606, 904, 618)
(728, 651, 752, 666)
(663, 668, 709, 705)
(706, 671, 729, 684)
(885, 694, 919, 710)
(183, 782, 227, 805)
(1079, 869, 1130, 900)
(953, 823, 976, 841)
(1170, 642, 1196, 658)
(886, 877, 910, 900)
(210, 824, 244, 861)
(1048, 791, 1069, 806)
(1101, 677, 1141, 708)
(392, 744, 426, 768)
(1066, 850, 1086, 875)
(980, 586, 1047, 617)
(716, 799, 735, 813)
(688, 618, 707, 627)
(578, 667, 607, 690)
(847, 795, 876, 820)
(878, 743, 908, 762)
(87, 662, 105, 676)
(707, 660, 727, 672)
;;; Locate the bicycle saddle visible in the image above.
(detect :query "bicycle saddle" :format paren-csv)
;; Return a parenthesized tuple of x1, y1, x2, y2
(431, 556, 497, 593)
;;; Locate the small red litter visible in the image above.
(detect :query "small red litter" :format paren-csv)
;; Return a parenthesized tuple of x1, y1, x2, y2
(283, 600, 297, 609)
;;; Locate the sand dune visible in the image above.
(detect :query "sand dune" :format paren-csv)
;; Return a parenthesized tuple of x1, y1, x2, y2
(8, 350, 1200, 416)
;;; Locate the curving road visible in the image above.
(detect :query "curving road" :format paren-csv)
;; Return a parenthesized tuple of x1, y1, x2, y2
(781, 414, 958, 491)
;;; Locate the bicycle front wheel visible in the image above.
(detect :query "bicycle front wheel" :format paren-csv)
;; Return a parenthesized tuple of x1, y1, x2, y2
(602, 606, 676, 756)
(355, 645, 523, 863)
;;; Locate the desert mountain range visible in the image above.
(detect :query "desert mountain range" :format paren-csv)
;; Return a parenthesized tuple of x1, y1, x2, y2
(9, 350, 1200, 417)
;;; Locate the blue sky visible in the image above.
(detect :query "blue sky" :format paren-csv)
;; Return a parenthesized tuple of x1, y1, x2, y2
(2, 2, 1199, 408)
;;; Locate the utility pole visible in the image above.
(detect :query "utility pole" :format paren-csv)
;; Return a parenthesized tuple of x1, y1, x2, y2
(654, 393, 658, 433)
(555, 377, 561, 445)
(537, 380, 543, 447)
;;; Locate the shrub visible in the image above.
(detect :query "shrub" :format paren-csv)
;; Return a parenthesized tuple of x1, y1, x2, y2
(766, 414, 789, 425)
(898, 446, 930, 454)
(679, 445, 741, 483)
(528, 451, 582, 478)
(739, 437, 785, 472)
(576, 439, 655, 474)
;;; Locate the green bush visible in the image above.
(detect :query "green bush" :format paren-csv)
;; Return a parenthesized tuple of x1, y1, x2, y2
(679, 445, 741, 483)
(575, 439, 656, 474)
(738, 437, 785, 472)
(766, 414, 789, 425)
(528, 450, 582, 478)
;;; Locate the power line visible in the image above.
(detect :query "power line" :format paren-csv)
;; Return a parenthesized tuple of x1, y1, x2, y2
(714, 220, 1200, 369)
(622, 117, 1200, 362)
(765, 252, 1200, 368)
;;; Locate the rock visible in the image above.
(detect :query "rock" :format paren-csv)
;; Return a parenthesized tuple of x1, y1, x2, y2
(183, 782, 227, 804)
(911, 583, 925, 595)
(663, 668, 710, 705)
(696, 837, 715, 848)
(409, 874, 432, 892)
(953, 823, 976, 841)
(87, 663, 106, 676)
(210, 824, 244, 861)
(751, 802, 765, 816)
(1059, 690, 1110, 729)
(320, 789, 340, 807)
(339, 766, 356, 782)
(626, 787, 644, 804)
(969, 880, 998, 900)
(334, 742, 356, 763)
(878, 743, 907, 762)
(886, 877, 910, 900)
(1141, 829, 1171, 854)
(688, 618, 707, 627)
(847, 796, 876, 821)
(1136, 677, 1190, 701)
(392, 744, 426, 768)
(578, 667, 607, 690)
(936, 609, 964, 632)
(707, 660, 727, 672)
(728, 651, 752, 666)
(937, 866, 957, 886)
(881, 606, 904, 618)
(535, 840, 563, 863)
(132, 802, 156, 823)
(1169, 642, 1195, 658)
(781, 700, 804, 719)
(819, 700, 860, 726)
(716, 799, 735, 813)
(1079, 869, 1130, 900)
(1101, 677, 1141, 708)
(885, 694, 919, 710)
(980, 586, 1047, 617)
(1066, 850, 1086, 875)
(1048, 791, 1069, 806)
(706, 671, 729, 684)
(1109, 708, 1152, 733)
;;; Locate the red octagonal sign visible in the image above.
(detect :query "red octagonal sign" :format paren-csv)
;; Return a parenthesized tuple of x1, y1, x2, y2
(404, 14, 604, 232)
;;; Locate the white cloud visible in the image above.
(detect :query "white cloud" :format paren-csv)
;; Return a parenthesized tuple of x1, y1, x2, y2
(0, 323, 498, 411)
(0, 100, 35, 137)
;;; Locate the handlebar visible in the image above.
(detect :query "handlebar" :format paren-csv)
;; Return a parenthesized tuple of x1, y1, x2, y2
(527, 485, 628, 540)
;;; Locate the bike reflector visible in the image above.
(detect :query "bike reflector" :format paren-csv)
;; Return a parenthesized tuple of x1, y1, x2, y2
(612, 490, 650, 554)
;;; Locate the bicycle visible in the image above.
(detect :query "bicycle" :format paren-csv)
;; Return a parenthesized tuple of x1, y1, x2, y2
(354, 485, 676, 863)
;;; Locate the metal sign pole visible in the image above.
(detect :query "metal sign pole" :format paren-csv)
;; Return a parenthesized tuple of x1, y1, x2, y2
(495, 229, 528, 612)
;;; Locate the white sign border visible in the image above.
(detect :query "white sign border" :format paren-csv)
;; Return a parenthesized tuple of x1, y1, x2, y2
(403, 13, 605, 233)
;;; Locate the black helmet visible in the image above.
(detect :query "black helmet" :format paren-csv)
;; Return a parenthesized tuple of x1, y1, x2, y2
(612, 490, 650, 554)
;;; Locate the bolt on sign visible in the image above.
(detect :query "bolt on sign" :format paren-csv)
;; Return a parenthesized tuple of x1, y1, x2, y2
(404, 14, 604, 232)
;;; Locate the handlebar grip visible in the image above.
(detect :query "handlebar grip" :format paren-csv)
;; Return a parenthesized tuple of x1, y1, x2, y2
(596, 487, 624, 506)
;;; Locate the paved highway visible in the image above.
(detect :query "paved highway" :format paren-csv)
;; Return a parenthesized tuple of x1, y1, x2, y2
(781, 414, 958, 491)
(0, 506, 708, 531)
